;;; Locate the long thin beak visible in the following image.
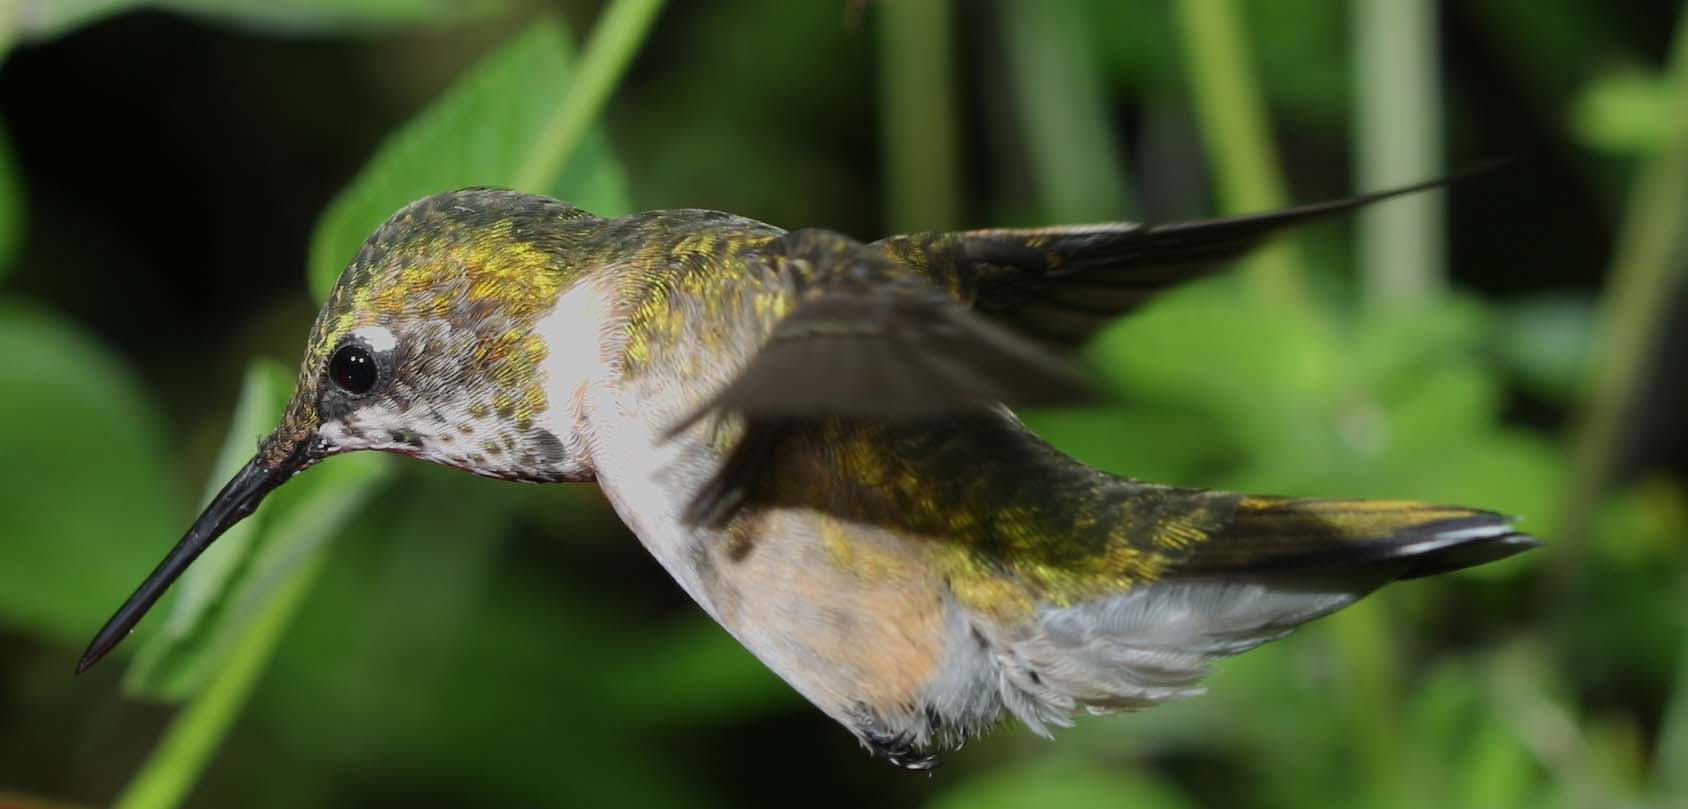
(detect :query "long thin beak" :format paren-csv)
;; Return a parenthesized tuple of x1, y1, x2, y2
(76, 446, 304, 674)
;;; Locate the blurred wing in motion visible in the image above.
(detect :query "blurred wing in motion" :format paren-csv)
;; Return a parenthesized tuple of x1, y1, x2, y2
(668, 287, 1090, 434)
(672, 172, 1488, 526)
(877, 173, 1475, 347)
(669, 228, 1092, 524)
(667, 227, 1093, 437)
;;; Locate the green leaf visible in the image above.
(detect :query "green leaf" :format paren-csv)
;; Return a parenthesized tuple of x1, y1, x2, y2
(123, 393, 393, 699)
(1088, 276, 1341, 455)
(161, 0, 505, 32)
(122, 361, 290, 696)
(0, 0, 502, 49)
(1399, 661, 1546, 808)
(1571, 68, 1678, 156)
(0, 303, 178, 644)
(1453, 710, 1541, 808)
(307, 18, 632, 301)
(927, 759, 1194, 809)
(1024, 404, 1236, 486)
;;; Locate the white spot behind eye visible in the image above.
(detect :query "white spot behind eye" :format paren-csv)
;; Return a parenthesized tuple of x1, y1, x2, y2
(536, 281, 613, 414)
(350, 325, 399, 353)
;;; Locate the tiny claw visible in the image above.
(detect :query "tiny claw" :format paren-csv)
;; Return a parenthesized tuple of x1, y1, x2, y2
(857, 709, 942, 771)
(865, 731, 941, 771)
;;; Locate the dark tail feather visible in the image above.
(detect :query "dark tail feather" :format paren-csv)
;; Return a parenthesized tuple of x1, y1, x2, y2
(1181, 496, 1541, 581)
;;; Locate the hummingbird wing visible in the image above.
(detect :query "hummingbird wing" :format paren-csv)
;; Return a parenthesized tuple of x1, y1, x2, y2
(874, 173, 1467, 347)
(672, 172, 1483, 525)
(670, 228, 1093, 525)
(668, 228, 1092, 434)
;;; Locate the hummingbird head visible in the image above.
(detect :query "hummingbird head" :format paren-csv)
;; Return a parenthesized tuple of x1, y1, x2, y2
(270, 187, 600, 482)
(79, 187, 601, 672)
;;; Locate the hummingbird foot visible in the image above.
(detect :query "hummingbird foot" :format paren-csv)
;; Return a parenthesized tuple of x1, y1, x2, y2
(852, 703, 942, 771)
(862, 730, 940, 772)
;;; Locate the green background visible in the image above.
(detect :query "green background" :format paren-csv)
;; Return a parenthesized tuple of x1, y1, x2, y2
(0, 1, 1684, 807)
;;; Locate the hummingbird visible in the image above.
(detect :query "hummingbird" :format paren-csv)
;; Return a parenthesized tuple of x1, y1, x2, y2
(79, 177, 1538, 768)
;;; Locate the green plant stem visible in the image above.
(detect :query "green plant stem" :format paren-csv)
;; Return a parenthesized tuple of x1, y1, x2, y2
(1354, 0, 1444, 307)
(998, 0, 1133, 223)
(877, 0, 961, 232)
(1556, 9, 1688, 567)
(1329, 599, 1409, 808)
(112, 552, 327, 809)
(512, 0, 666, 193)
(1177, 3, 1407, 798)
(1172, 0, 1309, 316)
(1489, 643, 1606, 808)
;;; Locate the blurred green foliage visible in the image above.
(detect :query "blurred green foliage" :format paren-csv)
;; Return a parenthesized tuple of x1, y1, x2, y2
(0, 303, 175, 643)
(0, 124, 17, 274)
(308, 17, 630, 300)
(123, 363, 392, 703)
(123, 362, 293, 699)
(0, 1, 1685, 808)
(0, 0, 505, 49)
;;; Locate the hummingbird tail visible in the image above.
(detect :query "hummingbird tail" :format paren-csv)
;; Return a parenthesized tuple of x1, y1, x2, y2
(981, 498, 1539, 735)
(1183, 496, 1541, 580)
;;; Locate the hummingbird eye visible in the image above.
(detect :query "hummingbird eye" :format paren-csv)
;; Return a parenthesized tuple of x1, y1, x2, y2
(328, 344, 378, 396)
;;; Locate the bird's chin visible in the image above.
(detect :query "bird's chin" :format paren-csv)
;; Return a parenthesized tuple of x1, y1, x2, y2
(316, 413, 588, 483)
(354, 442, 577, 484)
